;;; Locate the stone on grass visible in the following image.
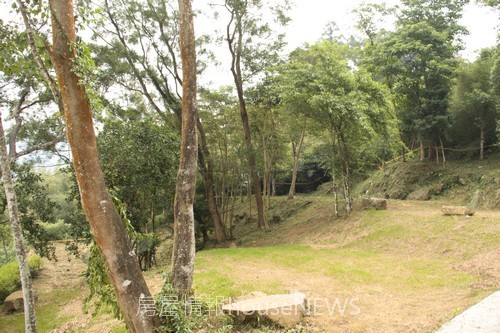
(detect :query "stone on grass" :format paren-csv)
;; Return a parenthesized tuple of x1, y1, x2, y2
(222, 292, 307, 326)
(361, 198, 387, 210)
(441, 206, 475, 216)
(2, 290, 24, 315)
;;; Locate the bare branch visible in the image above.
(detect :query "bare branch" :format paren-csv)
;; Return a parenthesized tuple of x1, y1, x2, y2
(14, 133, 66, 161)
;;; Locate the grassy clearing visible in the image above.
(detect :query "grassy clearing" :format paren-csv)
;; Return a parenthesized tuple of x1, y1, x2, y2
(195, 245, 476, 294)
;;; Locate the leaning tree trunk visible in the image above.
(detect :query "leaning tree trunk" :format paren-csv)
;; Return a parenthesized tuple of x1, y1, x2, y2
(49, 1, 158, 331)
(0, 115, 37, 332)
(288, 128, 305, 200)
(171, 0, 198, 298)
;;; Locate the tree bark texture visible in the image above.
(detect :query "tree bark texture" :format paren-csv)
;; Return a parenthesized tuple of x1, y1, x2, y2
(171, 0, 198, 297)
(49, 1, 158, 331)
(0, 115, 37, 332)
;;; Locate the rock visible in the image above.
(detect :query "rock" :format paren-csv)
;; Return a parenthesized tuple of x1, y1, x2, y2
(361, 198, 387, 210)
(407, 188, 430, 201)
(469, 190, 481, 208)
(2, 290, 24, 315)
(222, 292, 308, 326)
(441, 206, 475, 216)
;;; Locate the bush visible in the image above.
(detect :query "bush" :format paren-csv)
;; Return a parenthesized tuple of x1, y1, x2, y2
(40, 220, 71, 240)
(0, 256, 42, 303)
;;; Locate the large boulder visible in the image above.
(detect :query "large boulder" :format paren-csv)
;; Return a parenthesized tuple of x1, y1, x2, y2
(361, 198, 387, 210)
(441, 206, 475, 216)
(222, 292, 308, 326)
(2, 290, 24, 315)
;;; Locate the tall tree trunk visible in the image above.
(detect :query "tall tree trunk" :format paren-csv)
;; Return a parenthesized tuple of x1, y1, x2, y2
(171, 0, 198, 298)
(435, 142, 439, 164)
(288, 128, 305, 200)
(0, 115, 37, 333)
(227, 13, 267, 230)
(419, 139, 425, 162)
(197, 119, 226, 243)
(328, 127, 339, 218)
(48, 1, 158, 331)
(247, 173, 252, 218)
(262, 136, 270, 209)
(272, 177, 276, 197)
(480, 126, 485, 160)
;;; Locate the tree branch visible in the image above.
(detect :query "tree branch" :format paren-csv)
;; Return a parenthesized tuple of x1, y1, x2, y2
(14, 133, 66, 160)
(16, 0, 63, 112)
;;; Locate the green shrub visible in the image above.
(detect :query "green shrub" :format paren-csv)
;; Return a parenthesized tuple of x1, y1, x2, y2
(40, 220, 71, 240)
(0, 256, 42, 303)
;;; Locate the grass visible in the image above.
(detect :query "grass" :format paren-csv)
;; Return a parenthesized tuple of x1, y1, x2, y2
(0, 288, 79, 333)
(195, 245, 477, 295)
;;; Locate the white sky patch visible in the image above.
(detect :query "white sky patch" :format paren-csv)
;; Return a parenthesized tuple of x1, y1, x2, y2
(196, 0, 498, 88)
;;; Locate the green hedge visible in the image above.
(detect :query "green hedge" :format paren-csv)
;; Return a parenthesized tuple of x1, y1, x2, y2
(0, 256, 42, 303)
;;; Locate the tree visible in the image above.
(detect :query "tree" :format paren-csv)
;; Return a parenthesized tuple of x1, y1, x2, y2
(359, 0, 469, 162)
(223, 0, 290, 230)
(275, 41, 398, 214)
(171, 0, 198, 298)
(96, 0, 226, 243)
(449, 49, 497, 158)
(48, 0, 158, 331)
(199, 87, 245, 238)
(0, 114, 37, 332)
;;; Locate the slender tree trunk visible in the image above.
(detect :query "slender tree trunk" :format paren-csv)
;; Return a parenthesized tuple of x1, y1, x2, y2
(439, 135, 446, 165)
(49, 1, 158, 331)
(171, 0, 198, 298)
(247, 173, 252, 218)
(0, 115, 37, 333)
(328, 127, 339, 218)
(420, 139, 425, 162)
(288, 128, 305, 200)
(435, 142, 439, 164)
(228, 13, 267, 230)
(151, 207, 156, 234)
(342, 162, 352, 214)
(262, 137, 269, 210)
(197, 119, 226, 243)
(480, 126, 485, 160)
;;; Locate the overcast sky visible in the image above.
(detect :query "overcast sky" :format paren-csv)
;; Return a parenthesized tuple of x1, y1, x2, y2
(284, 0, 498, 59)
(197, 0, 498, 87)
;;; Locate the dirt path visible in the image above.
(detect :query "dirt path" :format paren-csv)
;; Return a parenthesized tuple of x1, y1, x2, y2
(32, 242, 124, 333)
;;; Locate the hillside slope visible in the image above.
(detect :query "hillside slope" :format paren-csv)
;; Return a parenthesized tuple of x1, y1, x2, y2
(355, 154, 500, 209)
(208, 158, 500, 331)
